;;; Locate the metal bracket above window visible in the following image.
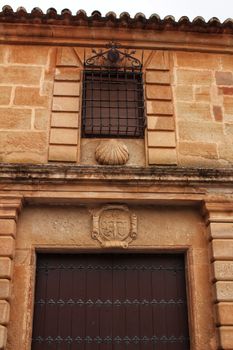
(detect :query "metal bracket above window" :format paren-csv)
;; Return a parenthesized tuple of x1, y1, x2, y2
(84, 42, 142, 70)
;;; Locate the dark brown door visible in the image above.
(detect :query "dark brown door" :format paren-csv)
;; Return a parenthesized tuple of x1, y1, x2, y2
(32, 254, 189, 350)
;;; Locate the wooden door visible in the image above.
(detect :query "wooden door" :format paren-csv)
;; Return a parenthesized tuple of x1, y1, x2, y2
(32, 254, 189, 350)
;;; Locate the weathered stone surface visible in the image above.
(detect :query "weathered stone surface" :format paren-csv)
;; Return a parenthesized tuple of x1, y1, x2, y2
(174, 85, 193, 101)
(14, 87, 49, 108)
(147, 101, 173, 115)
(213, 261, 233, 280)
(0, 86, 11, 105)
(51, 113, 79, 128)
(215, 71, 233, 85)
(53, 82, 80, 96)
(0, 109, 32, 130)
(52, 96, 79, 112)
(176, 69, 213, 85)
(34, 109, 50, 130)
(210, 223, 233, 239)
(48, 145, 77, 162)
(146, 71, 170, 84)
(194, 86, 211, 102)
(0, 325, 7, 350)
(178, 142, 218, 159)
(0, 301, 10, 325)
(0, 66, 42, 85)
(0, 131, 48, 152)
(176, 52, 221, 69)
(8, 46, 49, 64)
(147, 51, 170, 70)
(0, 220, 16, 237)
(215, 281, 233, 301)
(211, 240, 233, 261)
(50, 128, 78, 145)
(146, 85, 172, 100)
(56, 47, 80, 67)
(147, 131, 176, 147)
(148, 148, 177, 165)
(176, 102, 211, 121)
(0, 237, 15, 258)
(55, 67, 80, 81)
(217, 303, 233, 325)
(0, 280, 11, 300)
(178, 121, 223, 142)
(147, 116, 174, 131)
(219, 326, 233, 349)
(0, 258, 12, 279)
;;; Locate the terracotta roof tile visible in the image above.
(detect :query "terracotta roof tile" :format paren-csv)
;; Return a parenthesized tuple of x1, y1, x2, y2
(0, 5, 233, 34)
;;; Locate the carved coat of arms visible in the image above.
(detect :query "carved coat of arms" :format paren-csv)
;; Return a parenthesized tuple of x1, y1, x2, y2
(92, 205, 137, 248)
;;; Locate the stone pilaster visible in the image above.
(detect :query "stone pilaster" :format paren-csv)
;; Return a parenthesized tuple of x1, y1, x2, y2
(204, 202, 233, 350)
(0, 197, 23, 350)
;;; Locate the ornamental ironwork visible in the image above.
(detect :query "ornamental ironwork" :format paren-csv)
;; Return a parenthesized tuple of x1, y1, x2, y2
(84, 42, 142, 70)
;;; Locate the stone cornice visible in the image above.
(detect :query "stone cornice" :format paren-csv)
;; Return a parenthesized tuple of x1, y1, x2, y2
(0, 164, 232, 186)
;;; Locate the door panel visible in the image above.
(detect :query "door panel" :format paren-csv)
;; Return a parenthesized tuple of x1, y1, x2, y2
(32, 254, 190, 350)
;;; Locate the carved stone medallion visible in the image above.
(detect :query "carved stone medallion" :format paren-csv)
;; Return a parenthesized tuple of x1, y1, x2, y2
(92, 205, 137, 248)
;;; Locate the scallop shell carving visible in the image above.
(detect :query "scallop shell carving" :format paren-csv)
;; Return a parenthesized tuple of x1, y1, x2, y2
(95, 140, 129, 165)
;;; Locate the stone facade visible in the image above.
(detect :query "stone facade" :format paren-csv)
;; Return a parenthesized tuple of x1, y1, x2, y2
(0, 9, 232, 350)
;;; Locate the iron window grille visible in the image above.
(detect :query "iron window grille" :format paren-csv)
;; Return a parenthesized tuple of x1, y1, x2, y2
(81, 43, 145, 138)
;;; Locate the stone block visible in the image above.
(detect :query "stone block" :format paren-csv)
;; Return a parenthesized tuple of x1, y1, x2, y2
(147, 101, 173, 115)
(176, 51, 220, 69)
(223, 96, 233, 115)
(213, 105, 223, 122)
(53, 82, 80, 96)
(148, 148, 177, 165)
(0, 237, 15, 257)
(147, 131, 176, 147)
(48, 145, 77, 162)
(8, 46, 49, 64)
(176, 69, 213, 85)
(0, 258, 12, 279)
(219, 326, 233, 349)
(146, 71, 170, 84)
(50, 128, 78, 145)
(212, 240, 233, 260)
(219, 87, 233, 95)
(0, 325, 7, 350)
(147, 51, 170, 70)
(146, 85, 172, 100)
(0, 301, 10, 325)
(14, 87, 49, 108)
(52, 96, 79, 112)
(34, 109, 50, 130)
(176, 102, 211, 121)
(194, 86, 211, 102)
(56, 47, 80, 67)
(178, 142, 218, 159)
(215, 71, 233, 85)
(210, 223, 233, 239)
(213, 261, 233, 280)
(0, 131, 48, 153)
(0, 108, 32, 130)
(215, 281, 233, 301)
(51, 113, 79, 128)
(0, 66, 42, 85)
(0, 86, 11, 105)
(174, 85, 193, 101)
(55, 67, 80, 81)
(147, 116, 174, 131)
(217, 303, 233, 325)
(178, 121, 223, 142)
(0, 280, 11, 300)
(0, 220, 16, 237)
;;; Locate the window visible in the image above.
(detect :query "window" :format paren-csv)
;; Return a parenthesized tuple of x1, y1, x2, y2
(32, 253, 190, 350)
(81, 43, 145, 138)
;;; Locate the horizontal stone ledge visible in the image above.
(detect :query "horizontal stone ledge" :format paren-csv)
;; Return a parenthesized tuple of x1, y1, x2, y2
(0, 164, 232, 185)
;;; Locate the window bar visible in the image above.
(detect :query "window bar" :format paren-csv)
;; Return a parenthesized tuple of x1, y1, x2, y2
(117, 70, 120, 136)
(125, 69, 129, 136)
